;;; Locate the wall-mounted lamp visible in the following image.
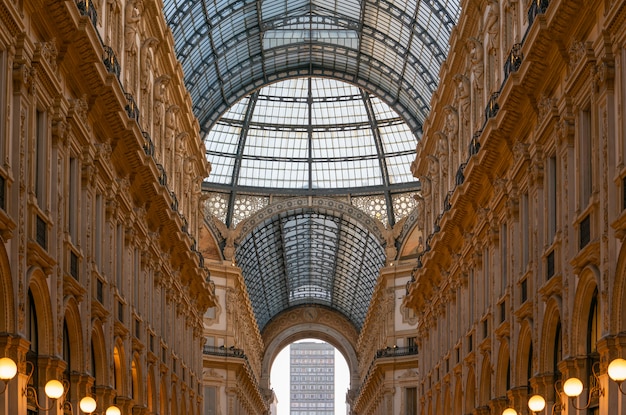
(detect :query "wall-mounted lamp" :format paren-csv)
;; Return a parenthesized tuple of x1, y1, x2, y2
(502, 358, 626, 415)
(561, 361, 604, 410)
(0, 357, 18, 394)
(527, 394, 546, 414)
(79, 396, 121, 415)
(23, 360, 69, 411)
(608, 358, 626, 393)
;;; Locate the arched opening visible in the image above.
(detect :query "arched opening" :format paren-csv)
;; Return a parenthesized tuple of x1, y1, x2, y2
(113, 345, 123, 398)
(270, 338, 349, 415)
(586, 288, 600, 413)
(26, 289, 39, 415)
(160, 379, 168, 415)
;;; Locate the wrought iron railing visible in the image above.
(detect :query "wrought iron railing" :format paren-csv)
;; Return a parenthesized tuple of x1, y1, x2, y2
(528, 0, 550, 27)
(170, 191, 178, 212)
(124, 92, 139, 122)
(455, 162, 467, 185)
(76, 0, 98, 28)
(485, 92, 500, 121)
(142, 132, 155, 156)
(103, 45, 121, 78)
(469, 131, 481, 156)
(156, 164, 167, 186)
(504, 43, 523, 80)
(375, 346, 419, 358)
(443, 190, 453, 212)
(203, 345, 245, 358)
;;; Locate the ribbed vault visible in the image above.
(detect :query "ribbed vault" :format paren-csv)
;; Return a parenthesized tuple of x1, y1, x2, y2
(235, 208, 385, 331)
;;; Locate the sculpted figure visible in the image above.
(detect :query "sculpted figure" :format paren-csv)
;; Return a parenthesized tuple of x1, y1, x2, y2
(485, 0, 500, 53)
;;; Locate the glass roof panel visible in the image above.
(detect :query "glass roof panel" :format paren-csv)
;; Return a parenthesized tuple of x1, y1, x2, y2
(238, 159, 309, 188)
(163, 0, 460, 135)
(236, 210, 386, 330)
(163, 0, 461, 332)
(203, 77, 420, 192)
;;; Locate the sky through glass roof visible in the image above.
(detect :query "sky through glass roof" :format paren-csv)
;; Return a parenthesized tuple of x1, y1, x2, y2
(204, 77, 417, 192)
(163, 0, 461, 332)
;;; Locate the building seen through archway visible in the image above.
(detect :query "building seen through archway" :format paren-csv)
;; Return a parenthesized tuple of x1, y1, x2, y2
(1, 0, 626, 414)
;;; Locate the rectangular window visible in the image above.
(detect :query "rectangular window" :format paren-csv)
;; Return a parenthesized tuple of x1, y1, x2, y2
(116, 224, 123, 291)
(547, 156, 557, 242)
(407, 337, 417, 353)
(579, 107, 592, 207)
(521, 278, 528, 304)
(623, 176, 626, 211)
(134, 248, 139, 310)
(0, 175, 4, 211)
(501, 223, 507, 296)
(546, 249, 555, 280)
(522, 192, 530, 270)
(35, 110, 47, 205)
(405, 387, 417, 415)
(580, 214, 591, 249)
(484, 246, 489, 312)
(69, 157, 78, 241)
(0, 50, 6, 162)
(95, 194, 103, 269)
(469, 269, 474, 327)
(70, 250, 79, 280)
(117, 300, 123, 323)
(36, 214, 47, 249)
(96, 278, 103, 304)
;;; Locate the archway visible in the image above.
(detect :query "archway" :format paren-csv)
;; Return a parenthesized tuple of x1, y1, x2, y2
(269, 338, 350, 415)
(260, 306, 360, 394)
(0, 243, 14, 332)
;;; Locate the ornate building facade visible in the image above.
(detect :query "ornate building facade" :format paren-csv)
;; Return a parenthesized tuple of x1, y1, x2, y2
(405, 0, 626, 414)
(2, 0, 626, 414)
(0, 0, 215, 413)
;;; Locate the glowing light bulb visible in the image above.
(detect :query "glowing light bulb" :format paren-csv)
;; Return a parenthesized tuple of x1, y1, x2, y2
(563, 377, 584, 397)
(80, 396, 98, 413)
(527, 394, 546, 413)
(608, 358, 626, 383)
(44, 379, 64, 399)
(105, 406, 122, 415)
(0, 358, 17, 381)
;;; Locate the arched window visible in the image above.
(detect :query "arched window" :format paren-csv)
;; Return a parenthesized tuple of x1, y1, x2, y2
(527, 343, 533, 393)
(113, 346, 122, 397)
(26, 290, 38, 415)
(91, 341, 97, 381)
(63, 321, 71, 396)
(506, 358, 511, 391)
(587, 289, 599, 355)
(586, 288, 600, 413)
(553, 321, 562, 380)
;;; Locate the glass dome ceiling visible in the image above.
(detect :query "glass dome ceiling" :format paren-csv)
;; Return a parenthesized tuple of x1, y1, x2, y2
(162, 0, 462, 332)
(204, 77, 419, 192)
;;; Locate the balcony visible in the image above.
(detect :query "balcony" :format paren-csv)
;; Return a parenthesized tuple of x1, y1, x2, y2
(504, 43, 523, 80)
(76, 0, 97, 28)
(203, 345, 246, 358)
(124, 92, 139, 122)
(103, 45, 121, 78)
